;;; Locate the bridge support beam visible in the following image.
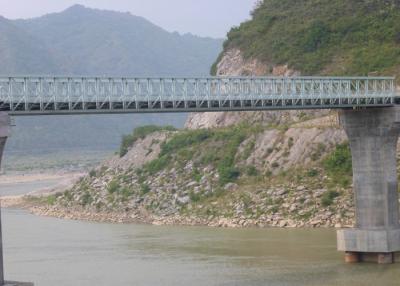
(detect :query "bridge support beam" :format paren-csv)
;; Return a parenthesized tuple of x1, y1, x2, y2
(337, 107, 400, 264)
(0, 113, 33, 286)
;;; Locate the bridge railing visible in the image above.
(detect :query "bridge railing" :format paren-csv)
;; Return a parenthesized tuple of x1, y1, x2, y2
(0, 76, 395, 114)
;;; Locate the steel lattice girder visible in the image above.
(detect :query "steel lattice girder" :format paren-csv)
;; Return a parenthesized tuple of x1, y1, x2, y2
(0, 76, 396, 115)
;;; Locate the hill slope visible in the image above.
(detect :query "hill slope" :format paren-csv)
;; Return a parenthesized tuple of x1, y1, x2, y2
(212, 0, 400, 78)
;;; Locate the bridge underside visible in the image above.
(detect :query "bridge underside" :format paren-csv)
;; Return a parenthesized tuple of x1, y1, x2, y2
(337, 107, 400, 263)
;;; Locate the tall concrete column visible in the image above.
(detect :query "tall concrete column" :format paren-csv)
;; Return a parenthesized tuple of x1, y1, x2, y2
(0, 113, 32, 286)
(0, 112, 10, 285)
(337, 107, 400, 263)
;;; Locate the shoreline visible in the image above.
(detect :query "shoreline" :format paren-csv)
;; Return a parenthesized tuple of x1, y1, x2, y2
(0, 172, 84, 196)
(0, 172, 79, 185)
(0, 172, 353, 229)
(2, 198, 352, 229)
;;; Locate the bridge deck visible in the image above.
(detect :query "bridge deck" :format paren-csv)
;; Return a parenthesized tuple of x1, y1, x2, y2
(0, 76, 396, 115)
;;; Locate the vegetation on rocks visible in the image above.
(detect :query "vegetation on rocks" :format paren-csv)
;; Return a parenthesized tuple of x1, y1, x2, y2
(144, 124, 263, 185)
(120, 125, 176, 157)
(212, 0, 400, 79)
(323, 143, 352, 188)
(30, 122, 355, 228)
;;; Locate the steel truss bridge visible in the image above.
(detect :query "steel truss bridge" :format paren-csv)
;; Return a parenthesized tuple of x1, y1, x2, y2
(0, 76, 396, 115)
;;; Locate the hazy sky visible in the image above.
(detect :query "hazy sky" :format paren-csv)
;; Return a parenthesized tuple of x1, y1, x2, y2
(0, 0, 259, 38)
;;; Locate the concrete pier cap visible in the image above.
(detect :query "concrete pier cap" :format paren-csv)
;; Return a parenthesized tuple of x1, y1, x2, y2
(337, 106, 400, 263)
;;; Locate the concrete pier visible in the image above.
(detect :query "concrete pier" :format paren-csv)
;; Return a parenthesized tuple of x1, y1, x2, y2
(0, 113, 33, 285)
(0, 112, 10, 285)
(337, 107, 400, 263)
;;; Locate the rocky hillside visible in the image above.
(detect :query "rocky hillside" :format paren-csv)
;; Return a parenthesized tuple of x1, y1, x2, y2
(26, 113, 356, 228)
(24, 0, 400, 228)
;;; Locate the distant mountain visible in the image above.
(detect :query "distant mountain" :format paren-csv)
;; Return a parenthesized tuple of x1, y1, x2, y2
(0, 5, 222, 163)
(0, 16, 58, 74)
(4, 4, 222, 76)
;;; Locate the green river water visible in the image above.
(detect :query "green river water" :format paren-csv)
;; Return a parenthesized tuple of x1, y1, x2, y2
(1, 180, 400, 286)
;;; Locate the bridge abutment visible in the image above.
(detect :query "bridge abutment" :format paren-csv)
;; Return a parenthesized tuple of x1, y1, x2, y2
(337, 107, 400, 263)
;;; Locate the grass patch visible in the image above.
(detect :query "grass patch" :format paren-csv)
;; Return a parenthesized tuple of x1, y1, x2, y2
(160, 129, 212, 156)
(119, 125, 176, 157)
(323, 143, 352, 187)
(143, 155, 170, 175)
(107, 180, 120, 194)
(46, 195, 57, 205)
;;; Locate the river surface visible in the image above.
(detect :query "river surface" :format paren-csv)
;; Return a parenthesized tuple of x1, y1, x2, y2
(1, 179, 400, 286)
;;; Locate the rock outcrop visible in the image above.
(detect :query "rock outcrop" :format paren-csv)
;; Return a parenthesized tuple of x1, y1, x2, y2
(185, 48, 329, 129)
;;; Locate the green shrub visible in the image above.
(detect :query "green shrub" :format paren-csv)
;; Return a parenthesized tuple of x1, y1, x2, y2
(311, 143, 327, 161)
(63, 191, 74, 202)
(242, 140, 256, 159)
(323, 144, 352, 185)
(307, 169, 319, 177)
(271, 162, 279, 168)
(160, 129, 212, 156)
(323, 144, 352, 187)
(321, 190, 340, 207)
(192, 168, 202, 182)
(218, 166, 240, 185)
(201, 153, 218, 165)
(265, 170, 273, 177)
(46, 195, 57, 205)
(121, 187, 134, 198)
(189, 191, 201, 202)
(323, 144, 352, 174)
(288, 137, 294, 148)
(143, 155, 170, 175)
(107, 180, 120, 194)
(246, 165, 259, 176)
(140, 184, 151, 195)
(89, 169, 97, 177)
(80, 192, 93, 206)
